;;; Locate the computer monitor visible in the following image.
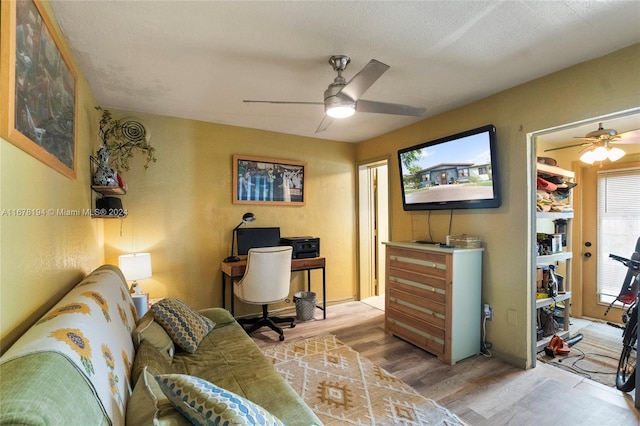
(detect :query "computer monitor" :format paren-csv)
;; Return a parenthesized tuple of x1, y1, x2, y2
(237, 227, 281, 256)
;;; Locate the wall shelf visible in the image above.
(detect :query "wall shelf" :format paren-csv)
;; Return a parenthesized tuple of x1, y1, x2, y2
(536, 211, 574, 220)
(537, 252, 573, 264)
(537, 163, 575, 179)
(89, 155, 127, 219)
(91, 185, 126, 196)
(536, 291, 572, 309)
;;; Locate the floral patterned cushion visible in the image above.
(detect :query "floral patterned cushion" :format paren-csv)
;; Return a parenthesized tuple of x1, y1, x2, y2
(151, 299, 215, 354)
(155, 374, 285, 426)
(0, 265, 136, 424)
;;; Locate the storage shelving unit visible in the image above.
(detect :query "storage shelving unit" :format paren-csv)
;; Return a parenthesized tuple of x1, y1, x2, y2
(535, 163, 575, 351)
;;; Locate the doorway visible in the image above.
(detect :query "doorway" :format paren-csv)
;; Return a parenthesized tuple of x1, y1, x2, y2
(530, 107, 640, 364)
(358, 159, 389, 310)
(580, 163, 640, 320)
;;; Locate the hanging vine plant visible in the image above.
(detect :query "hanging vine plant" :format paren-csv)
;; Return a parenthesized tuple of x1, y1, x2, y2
(96, 106, 156, 172)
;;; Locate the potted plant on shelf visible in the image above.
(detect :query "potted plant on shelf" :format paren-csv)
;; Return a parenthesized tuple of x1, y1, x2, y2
(95, 106, 156, 173)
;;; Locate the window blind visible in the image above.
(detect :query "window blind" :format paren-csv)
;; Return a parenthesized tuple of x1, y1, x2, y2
(597, 167, 640, 303)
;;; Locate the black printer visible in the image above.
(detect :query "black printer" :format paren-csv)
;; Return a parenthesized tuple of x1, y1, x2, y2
(280, 236, 320, 259)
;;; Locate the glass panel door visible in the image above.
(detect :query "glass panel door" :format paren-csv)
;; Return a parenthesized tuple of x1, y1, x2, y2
(597, 167, 640, 305)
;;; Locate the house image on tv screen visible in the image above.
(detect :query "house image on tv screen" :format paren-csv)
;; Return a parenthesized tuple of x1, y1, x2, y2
(417, 162, 493, 187)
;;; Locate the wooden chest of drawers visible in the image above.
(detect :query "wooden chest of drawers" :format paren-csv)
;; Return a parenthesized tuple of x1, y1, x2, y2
(384, 242, 483, 365)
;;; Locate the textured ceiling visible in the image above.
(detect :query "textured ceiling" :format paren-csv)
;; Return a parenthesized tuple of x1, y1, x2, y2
(50, 1, 640, 143)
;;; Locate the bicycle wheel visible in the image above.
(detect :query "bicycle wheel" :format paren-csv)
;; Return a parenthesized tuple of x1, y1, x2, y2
(616, 307, 638, 392)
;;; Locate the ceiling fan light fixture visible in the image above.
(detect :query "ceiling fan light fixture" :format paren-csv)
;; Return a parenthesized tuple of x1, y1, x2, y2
(579, 144, 626, 164)
(579, 149, 596, 165)
(591, 146, 609, 161)
(326, 104, 355, 118)
(607, 147, 626, 162)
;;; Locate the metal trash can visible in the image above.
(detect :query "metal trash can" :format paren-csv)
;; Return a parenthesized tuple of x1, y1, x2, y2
(293, 291, 317, 321)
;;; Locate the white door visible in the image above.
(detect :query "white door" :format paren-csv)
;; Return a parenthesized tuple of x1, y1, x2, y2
(581, 162, 640, 321)
(358, 160, 389, 302)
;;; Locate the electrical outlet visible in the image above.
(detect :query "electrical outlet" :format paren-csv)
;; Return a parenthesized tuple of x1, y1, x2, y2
(484, 303, 493, 321)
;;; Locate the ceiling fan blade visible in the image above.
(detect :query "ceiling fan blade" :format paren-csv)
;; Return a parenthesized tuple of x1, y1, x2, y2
(339, 59, 390, 101)
(618, 128, 640, 138)
(611, 137, 640, 145)
(356, 99, 425, 117)
(243, 100, 323, 105)
(544, 142, 591, 152)
(315, 115, 335, 133)
(611, 128, 640, 144)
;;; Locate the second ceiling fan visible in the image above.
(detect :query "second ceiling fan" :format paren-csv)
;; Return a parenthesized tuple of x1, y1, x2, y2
(545, 122, 640, 164)
(243, 55, 426, 133)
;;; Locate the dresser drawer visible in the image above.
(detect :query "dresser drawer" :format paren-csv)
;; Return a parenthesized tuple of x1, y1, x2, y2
(387, 307, 444, 340)
(387, 246, 447, 265)
(386, 316, 445, 355)
(388, 261, 447, 287)
(387, 272, 446, 304)
(388, 288, 445, 329)
(388, 256, 447, 280)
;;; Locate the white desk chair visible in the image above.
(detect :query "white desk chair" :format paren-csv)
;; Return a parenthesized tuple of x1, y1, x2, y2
(233, 246, 295, 341)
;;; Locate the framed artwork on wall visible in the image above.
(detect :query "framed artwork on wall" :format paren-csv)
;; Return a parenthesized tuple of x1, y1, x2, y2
(233, 155, 306, 206)
(0, 0, 78, 179)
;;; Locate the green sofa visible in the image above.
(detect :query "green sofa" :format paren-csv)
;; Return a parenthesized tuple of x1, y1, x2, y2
(0, 265, 321, 425)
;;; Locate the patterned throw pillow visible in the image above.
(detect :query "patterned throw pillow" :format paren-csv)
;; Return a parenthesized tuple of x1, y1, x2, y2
(150, 299, 215, 354)
(155, 374, 285, 426)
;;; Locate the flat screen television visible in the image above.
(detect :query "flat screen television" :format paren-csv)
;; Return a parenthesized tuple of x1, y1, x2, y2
(237, 227, 281, 255)
(398, 124, 501, 211)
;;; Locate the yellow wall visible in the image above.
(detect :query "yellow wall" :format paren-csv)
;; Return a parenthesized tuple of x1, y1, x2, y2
(0, 1, 104, 349)
(357, 43, 640, 367)
(102, 113, 357, 316)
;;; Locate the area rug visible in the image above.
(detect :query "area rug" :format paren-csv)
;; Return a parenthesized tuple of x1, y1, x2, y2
(262, 334, 465, 425)
(537, 321, 622, 388)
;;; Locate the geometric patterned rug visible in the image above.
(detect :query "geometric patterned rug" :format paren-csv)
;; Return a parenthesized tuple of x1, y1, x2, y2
(262, 334, 466, 425)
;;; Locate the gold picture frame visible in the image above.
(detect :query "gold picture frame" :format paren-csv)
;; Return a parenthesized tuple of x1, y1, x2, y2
(233, 155, 306, 206)
(0, 0, 78, 179)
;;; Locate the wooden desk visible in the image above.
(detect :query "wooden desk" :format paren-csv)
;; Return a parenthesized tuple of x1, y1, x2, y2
(220, 256, 326, 319)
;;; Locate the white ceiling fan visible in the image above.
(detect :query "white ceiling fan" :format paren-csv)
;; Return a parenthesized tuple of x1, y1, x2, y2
(544, 123, 640, 164)
(243, 55, 426, 133)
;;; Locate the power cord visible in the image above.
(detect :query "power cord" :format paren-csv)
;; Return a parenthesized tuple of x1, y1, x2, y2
(543, 346, 617, 380)
(481, 315, 492, 357)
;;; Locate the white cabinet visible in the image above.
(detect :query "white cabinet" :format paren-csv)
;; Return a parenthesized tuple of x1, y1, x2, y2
(536, 163, 575, 351)
(383, 241, 483, 365)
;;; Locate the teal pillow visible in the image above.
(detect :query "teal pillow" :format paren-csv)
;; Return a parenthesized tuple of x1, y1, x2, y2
(155, 374, 285, 426)
(151, 299, 215, 354)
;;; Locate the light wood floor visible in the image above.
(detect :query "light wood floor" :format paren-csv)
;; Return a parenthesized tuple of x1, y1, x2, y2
(250, 301, 639, 426)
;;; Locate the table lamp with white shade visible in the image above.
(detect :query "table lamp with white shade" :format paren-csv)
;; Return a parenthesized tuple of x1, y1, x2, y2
(119, 253, 152, 317)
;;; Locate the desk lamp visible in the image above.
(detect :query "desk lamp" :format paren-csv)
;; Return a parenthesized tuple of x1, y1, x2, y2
(224, 212, 256, 263)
